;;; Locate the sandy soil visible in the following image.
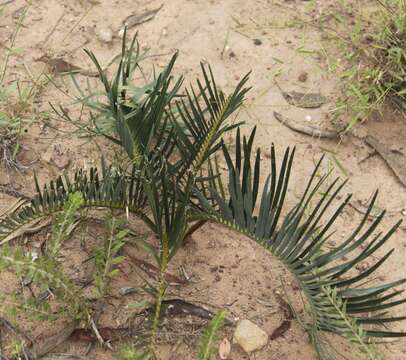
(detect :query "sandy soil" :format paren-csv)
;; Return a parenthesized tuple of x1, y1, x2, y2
(0, 0, 405, 359)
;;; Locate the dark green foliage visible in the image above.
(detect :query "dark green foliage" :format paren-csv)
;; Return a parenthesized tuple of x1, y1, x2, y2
(0, 32, 405, 359)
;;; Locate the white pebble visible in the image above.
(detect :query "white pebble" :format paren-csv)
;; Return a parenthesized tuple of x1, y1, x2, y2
(97, 27, 113, 43)
(305, 115, 312, 121)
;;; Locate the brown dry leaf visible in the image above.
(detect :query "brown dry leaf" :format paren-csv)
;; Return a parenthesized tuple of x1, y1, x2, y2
(282, 90, 326, 108)
(274, 111, 339, 139)
(275, 82, 327, 108)
(365, 135, 406, 187)
(270, 320, 291, 340)
(219, 337, 231, 359)
(121, 4, 163, 29)
(36, 55, 99, 77)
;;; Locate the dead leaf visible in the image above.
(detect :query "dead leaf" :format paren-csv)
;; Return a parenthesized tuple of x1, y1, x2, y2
(219, 337, 231, 359)
(270, 320, 291, 340)
(274, 111, 339, 139)
(124, 244, 186, 285)
(365, 135, 406, 187)
(0, 216, 52, 245)
(69, 327, 131, 342)
(36, 55, 98, 77)
(163, 299, 216, 320)
(121, 4, 163, 29)
(28, 321, 77, 359)
(52, 153, 71, 170)
(276, 83, 327, 108)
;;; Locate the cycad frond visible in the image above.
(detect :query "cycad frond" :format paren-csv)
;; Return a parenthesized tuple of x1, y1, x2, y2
(84, 30, 182, 163)
(170, 65, 251, 179)
(193, 128, 406, 346)
(0, 162, 149, 245)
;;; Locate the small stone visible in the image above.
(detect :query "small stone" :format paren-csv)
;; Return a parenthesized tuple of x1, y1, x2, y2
(119, 287, 139, 296)
(41, 147, 53, 163)
(390, 144, 403, 153)
(305, 115, 312, 122)
(356, 262, 368, 272)
(162, 27, 168, 36)
(351, 126, 368, 139)
(52, 154, 70, 170)
(298, 72, 308, 82)
(22, 276, 32, 286)
(253, 38, 262, 46)
(219, 337, 231, 359)
(401, 209, 406, 216)
(96, 27, 113, 43)
(233, 319, 268, 353)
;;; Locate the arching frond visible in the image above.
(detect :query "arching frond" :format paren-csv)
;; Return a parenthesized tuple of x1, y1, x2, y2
(192, 128, 406, 349)
(169, 65, 251, 180)
(0, 162, 151, 245)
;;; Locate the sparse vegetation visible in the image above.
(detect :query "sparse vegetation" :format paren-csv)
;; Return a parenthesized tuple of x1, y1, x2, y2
(0, 32, 405, 360)
(94, 212, 128, 297)
(323, 0, 405, 129)
(0, 192, 89, 322)
(0, 4, 49, 169)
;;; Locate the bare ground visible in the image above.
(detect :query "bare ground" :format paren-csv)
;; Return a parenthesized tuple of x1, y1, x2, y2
(0, 0, 405, 359)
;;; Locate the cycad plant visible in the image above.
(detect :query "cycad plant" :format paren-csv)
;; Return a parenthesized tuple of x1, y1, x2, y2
(1, 32, 406, 359)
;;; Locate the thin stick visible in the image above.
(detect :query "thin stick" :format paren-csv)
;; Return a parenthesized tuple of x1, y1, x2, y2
(40, 13, 64, 47)
(184, 220, 207, 240)
(61, 6, 93, 43)
(0, 5, 29, 84)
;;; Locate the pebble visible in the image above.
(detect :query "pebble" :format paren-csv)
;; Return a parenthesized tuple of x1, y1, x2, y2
(253, 38, 262, 46)
(219, 337, 231, 359)
(305, 115, 312, 122)
(119, 287, 139, 296)
(96, 27, 113, 43)
(298, 72, 308, 82)
(52, 154, 71, 170)
(351, 126, 368, 139)
(118, 28, 125, 39)
(233, 319, 268, 353)
(355, 262, 368, 272)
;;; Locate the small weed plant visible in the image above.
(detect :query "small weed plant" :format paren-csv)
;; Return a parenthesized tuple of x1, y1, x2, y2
(0, 4, 49, 169)
(326, 0, 405, 129)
